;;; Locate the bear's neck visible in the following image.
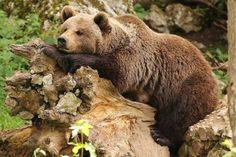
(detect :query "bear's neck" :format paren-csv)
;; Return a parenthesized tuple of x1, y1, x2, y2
(97, 21, 139, 54)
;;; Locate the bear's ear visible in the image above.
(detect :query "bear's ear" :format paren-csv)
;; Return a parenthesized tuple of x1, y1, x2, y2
(94, 12, 112, 34)
(61, 6, 77, 22)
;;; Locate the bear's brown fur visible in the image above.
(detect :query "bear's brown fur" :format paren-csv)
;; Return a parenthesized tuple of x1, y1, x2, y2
(42, 6, 218, 151)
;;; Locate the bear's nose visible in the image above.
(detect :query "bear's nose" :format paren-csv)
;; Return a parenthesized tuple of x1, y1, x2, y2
(58, 37, 66, 47)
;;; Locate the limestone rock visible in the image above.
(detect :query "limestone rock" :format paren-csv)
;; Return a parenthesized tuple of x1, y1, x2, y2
(31, 74, 43, 86)
(166, 4, 203, 33)
(0, 0, 134, 21)
(179, 106, 231, 157)
(42, 74, 53, 85)
(43, 85, 58, 107)
(4, 96, 18, 110)
(144, 4, 203, 33)
(56, 92, 82, 115)
(54, 74, 76, 92)
(144, 5, 170, 33)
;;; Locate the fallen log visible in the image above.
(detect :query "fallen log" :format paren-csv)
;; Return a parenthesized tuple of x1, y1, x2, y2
(0, 39, 169, 157)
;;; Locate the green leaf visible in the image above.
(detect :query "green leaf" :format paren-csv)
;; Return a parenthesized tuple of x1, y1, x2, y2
(68, 142, 77, 146)
(230, 147, 236, 154)
(133, 3, 148, 20)
(81, 123, 93, 136)
(70, 125, 80, 138)
(70, 120, 93, 137)
(84, 142, 97, 157)
(221, 139, 233, 149)
(223, 151, 234, 157)
(72, 143, 85, 155)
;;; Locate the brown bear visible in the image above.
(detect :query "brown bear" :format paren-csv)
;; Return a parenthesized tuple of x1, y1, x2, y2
(42, 6, 218, 152)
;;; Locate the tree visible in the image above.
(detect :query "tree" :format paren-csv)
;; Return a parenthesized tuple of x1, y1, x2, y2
(227, 0, 236, 146)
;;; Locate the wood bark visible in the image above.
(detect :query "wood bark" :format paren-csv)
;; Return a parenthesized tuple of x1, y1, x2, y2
(227, 0, 236, 146)
(0, 39, 169, 157)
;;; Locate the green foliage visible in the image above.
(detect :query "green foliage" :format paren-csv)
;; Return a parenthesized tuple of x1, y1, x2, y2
(215, 0, 227, 12)
(221, 139, 236, 157)
(67, 120, 96, 157)
(154, 0, 166, 8)
(133, 3, 148, 20)
(208, 47, 228, 63)
(69, 142, 96, 157)
(214, 69, 227, 84)
(0, 10, 58, 129)
(70, 120, 93, 138)
(204, 44, 228, 86)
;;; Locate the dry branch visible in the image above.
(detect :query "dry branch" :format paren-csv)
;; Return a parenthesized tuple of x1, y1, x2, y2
(0, 39, 169, 157)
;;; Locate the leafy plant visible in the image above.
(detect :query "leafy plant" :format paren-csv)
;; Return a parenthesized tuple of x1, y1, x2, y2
(0, 9, 59, 129)
(221, 139, 236, 157)
(133, 3, 148, 20)
(67, 120, 96, 157)
(154, 0, 166, 8)
(204, 44, 228, 92)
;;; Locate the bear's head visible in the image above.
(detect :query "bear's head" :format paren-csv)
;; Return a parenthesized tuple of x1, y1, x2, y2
(58, 6, 129, 54)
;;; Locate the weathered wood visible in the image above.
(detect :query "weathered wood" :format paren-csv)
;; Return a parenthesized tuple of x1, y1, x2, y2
(227, 0, 236, 147)
(0, 39, 169, 157)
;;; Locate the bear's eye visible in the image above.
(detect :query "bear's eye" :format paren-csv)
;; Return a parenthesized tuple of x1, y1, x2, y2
(62, 28, 67, 33)
(76, 30, 83, 36)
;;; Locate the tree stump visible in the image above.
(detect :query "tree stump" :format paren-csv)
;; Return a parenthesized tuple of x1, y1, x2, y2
(0, 39, 169, 157)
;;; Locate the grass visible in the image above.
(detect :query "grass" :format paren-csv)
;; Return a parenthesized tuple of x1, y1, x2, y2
(0, 10, 58, 129)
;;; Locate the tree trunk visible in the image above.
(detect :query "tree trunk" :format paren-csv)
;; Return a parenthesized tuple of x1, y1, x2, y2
(0, 39, 169, 157)
(227, 0, 236, 146)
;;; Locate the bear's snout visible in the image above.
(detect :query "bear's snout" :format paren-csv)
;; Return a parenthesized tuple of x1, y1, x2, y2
(58, 37, 67, 48)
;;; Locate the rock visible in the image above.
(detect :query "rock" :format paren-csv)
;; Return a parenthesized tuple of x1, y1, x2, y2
(166, 4, 203, 33)
(0, 0, 134, 21)
(64, 0, 135, 17)
(179, 106, 231, 157)
(56, 92, 82, 115)
(74, 67, 97, 103)
(42, 20, 51, 31)
(144, 4, 203, 33)
(144, 5, 170, 33)
(31, 74, 43, 86)
(54, 74, 76, 92)
(5, 96, 18, 110)
(42, 74, 53, 85)
(43, 85, 58, 107)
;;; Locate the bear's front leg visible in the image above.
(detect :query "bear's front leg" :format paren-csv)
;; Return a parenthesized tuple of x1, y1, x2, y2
(66, 53, 104, 73)
(41, 45, 105, 73)
(41, 45, 72, 72)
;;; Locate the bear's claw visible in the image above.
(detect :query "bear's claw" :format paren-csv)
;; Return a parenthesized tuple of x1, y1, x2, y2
(150, 126, 171, 147)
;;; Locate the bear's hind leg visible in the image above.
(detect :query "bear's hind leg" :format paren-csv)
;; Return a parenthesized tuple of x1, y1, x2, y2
(152, 72, 218, 153)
